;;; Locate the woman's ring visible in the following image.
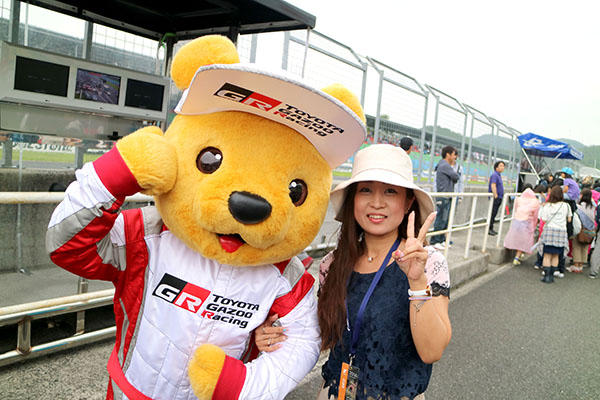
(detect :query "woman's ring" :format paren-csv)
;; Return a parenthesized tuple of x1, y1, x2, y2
(262, 327, 266, 334)
(268, 338, 272, 346)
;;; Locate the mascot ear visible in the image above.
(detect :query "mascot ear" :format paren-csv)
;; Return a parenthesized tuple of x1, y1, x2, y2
(171, 35, 240, 90)
(321, 83, 366, 124)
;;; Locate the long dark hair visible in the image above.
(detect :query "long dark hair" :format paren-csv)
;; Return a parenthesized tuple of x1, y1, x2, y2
(580, 188, 593, 208)
(317, 183, 421, 350)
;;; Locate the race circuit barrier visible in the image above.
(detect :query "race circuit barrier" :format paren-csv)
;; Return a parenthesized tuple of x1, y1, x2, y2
(0, 190, 521, 366)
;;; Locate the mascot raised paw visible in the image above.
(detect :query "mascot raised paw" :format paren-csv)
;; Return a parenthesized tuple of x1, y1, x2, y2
(46, 35, 365, 400)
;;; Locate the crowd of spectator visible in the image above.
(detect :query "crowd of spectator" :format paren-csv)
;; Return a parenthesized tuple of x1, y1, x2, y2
(395, 137, 599, 282)
(504, 167, 600, 281)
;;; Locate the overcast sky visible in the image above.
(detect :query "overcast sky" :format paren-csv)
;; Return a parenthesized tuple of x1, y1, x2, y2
(288, 0, 600, 146)
(22, 1, 600, 146)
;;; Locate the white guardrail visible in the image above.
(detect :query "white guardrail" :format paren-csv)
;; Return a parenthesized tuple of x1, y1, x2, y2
(0, 190, 520, 366)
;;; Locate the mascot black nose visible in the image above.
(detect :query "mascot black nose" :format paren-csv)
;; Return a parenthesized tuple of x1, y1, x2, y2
(228, 191, 272, 224)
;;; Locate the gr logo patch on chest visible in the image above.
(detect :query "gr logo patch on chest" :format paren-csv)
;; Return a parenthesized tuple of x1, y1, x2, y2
(152, 273, 260, 329)
(152, 273, 211, 313)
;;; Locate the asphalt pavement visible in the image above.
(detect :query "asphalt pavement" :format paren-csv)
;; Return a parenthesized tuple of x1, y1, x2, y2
(2, 258, 599, 399)
(424, 261, 600, 399)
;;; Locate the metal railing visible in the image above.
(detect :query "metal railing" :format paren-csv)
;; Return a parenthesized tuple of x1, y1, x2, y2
(0, 190, 521, 366)
(0, 290, 115, 367)
(306, 191, 520, 259)
(427, 191, 508, 259)
(0, 192, 151, 366)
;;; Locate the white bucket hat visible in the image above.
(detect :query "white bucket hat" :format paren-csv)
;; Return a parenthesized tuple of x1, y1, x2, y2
(330, 144, 435, 225)
(174, 63, 366, 168)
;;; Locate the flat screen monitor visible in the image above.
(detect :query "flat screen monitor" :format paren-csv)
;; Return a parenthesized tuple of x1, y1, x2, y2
(75, 68, 121, 105)
(125, 79, 164, 111)
(14, 56, 69, 97)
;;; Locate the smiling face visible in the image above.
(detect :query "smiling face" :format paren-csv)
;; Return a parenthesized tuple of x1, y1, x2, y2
(353, 181, 411, 239)
(155, 111, 331, 266)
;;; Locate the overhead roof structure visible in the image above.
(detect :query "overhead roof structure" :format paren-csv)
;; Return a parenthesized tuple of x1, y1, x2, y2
(29, 0, 316, 42)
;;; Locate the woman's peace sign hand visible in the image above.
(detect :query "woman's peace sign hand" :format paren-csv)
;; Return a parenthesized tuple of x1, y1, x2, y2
(393, 211, 436, 282)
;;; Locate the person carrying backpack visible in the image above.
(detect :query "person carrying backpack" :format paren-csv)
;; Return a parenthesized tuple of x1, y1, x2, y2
(569, 189, 596, 273)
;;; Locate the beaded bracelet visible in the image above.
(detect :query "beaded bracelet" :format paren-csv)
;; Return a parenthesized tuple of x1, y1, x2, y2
(409, 296, 432, 301)
(411, 297, 431, 314)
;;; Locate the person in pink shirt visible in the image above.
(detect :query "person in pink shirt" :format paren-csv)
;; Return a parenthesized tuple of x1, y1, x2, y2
(581, 175, 600, 204)
(504, 185, 541, 265)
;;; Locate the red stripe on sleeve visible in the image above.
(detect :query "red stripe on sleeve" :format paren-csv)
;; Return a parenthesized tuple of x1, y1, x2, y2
(212, 355, 247, 400)
(118, 209, 150, 360)
(50, 246, 119, 282)
(93, 147, 142, 196)
(57, 210, 121, 253)
(50, 209, 122, 281)
(270, 272, 315, 318)
(107, 349, 152, 400)
(274, 259, 290, 274)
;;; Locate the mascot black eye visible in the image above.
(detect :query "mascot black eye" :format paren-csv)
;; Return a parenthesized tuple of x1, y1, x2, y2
(196, 147, 223, 174)
(289, 179, 308, 206)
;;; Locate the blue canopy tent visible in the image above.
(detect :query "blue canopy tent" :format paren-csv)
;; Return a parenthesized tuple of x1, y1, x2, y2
(517, 132, 583, 181)
(518, 132, 583, 160)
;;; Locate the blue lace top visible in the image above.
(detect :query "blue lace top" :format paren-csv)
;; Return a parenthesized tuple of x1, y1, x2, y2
(321, 249, 450, 400)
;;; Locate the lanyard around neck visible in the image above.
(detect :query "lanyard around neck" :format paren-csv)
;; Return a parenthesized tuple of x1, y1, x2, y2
(346, 238, 400, 356)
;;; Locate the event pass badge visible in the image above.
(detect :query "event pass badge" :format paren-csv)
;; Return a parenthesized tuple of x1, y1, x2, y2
(338, 360, 359, 400)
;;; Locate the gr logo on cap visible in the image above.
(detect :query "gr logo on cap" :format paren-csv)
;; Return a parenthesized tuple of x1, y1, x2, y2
(175, 63, 366, 168)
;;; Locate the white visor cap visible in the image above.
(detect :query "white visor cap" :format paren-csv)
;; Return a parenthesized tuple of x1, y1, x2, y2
(174, 63, 366, 168)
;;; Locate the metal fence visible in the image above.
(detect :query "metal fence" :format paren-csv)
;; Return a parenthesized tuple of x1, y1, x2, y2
(276, 29, 524, 189)
(0, 189, 521, 366)
(0, 1, 584, 178)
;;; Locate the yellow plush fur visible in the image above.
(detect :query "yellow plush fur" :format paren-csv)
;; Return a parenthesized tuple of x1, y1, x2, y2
(187, 344, 226, 400)
(116, 126, 177, 196)
(170, 35, 239, 90)
(322, 83, 366, 124)
(115, 35, 364, 398)
(155, 111, 331, 266)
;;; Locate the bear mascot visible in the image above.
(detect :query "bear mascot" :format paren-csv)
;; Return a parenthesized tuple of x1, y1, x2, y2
(46, 35, 366, 400)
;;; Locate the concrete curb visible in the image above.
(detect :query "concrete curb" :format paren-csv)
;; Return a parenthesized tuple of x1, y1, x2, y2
(449, 251, 491, 288)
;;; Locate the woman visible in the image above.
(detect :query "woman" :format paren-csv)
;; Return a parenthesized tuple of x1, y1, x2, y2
(504, 185, 540, 265)
(256, 144, 451, 399)
(538, 185, 572, 283)
(559, 167, 580, 201)
(568, 189, 597, 273)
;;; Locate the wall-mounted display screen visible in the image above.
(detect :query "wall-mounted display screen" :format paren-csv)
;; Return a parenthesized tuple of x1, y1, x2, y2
(125, 79, 164, 111)
(75, 68, 121, 105)
(14, 56, 69, 97)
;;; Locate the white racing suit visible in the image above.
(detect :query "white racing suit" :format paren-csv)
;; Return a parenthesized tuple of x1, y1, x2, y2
(46, 147, 321, 400)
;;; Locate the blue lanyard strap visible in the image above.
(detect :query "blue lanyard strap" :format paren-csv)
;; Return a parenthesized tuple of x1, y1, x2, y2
(347, 238, 400, 356)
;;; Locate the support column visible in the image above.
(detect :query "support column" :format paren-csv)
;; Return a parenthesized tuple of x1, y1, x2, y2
(82, 21, 93, 60)
(227, 24, 240, 44)
(8, 0, 20, 44)
(74, 146, 85, 169)
(1, 140, 13, 167)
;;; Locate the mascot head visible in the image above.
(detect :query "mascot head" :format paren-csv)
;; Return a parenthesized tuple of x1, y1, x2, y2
(156, 35, 365, 266)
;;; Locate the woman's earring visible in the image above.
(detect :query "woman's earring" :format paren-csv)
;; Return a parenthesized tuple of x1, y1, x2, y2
(358, 231, 364, 242)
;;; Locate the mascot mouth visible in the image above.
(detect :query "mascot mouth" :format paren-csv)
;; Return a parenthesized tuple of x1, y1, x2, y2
(217, 234, 246, 253)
